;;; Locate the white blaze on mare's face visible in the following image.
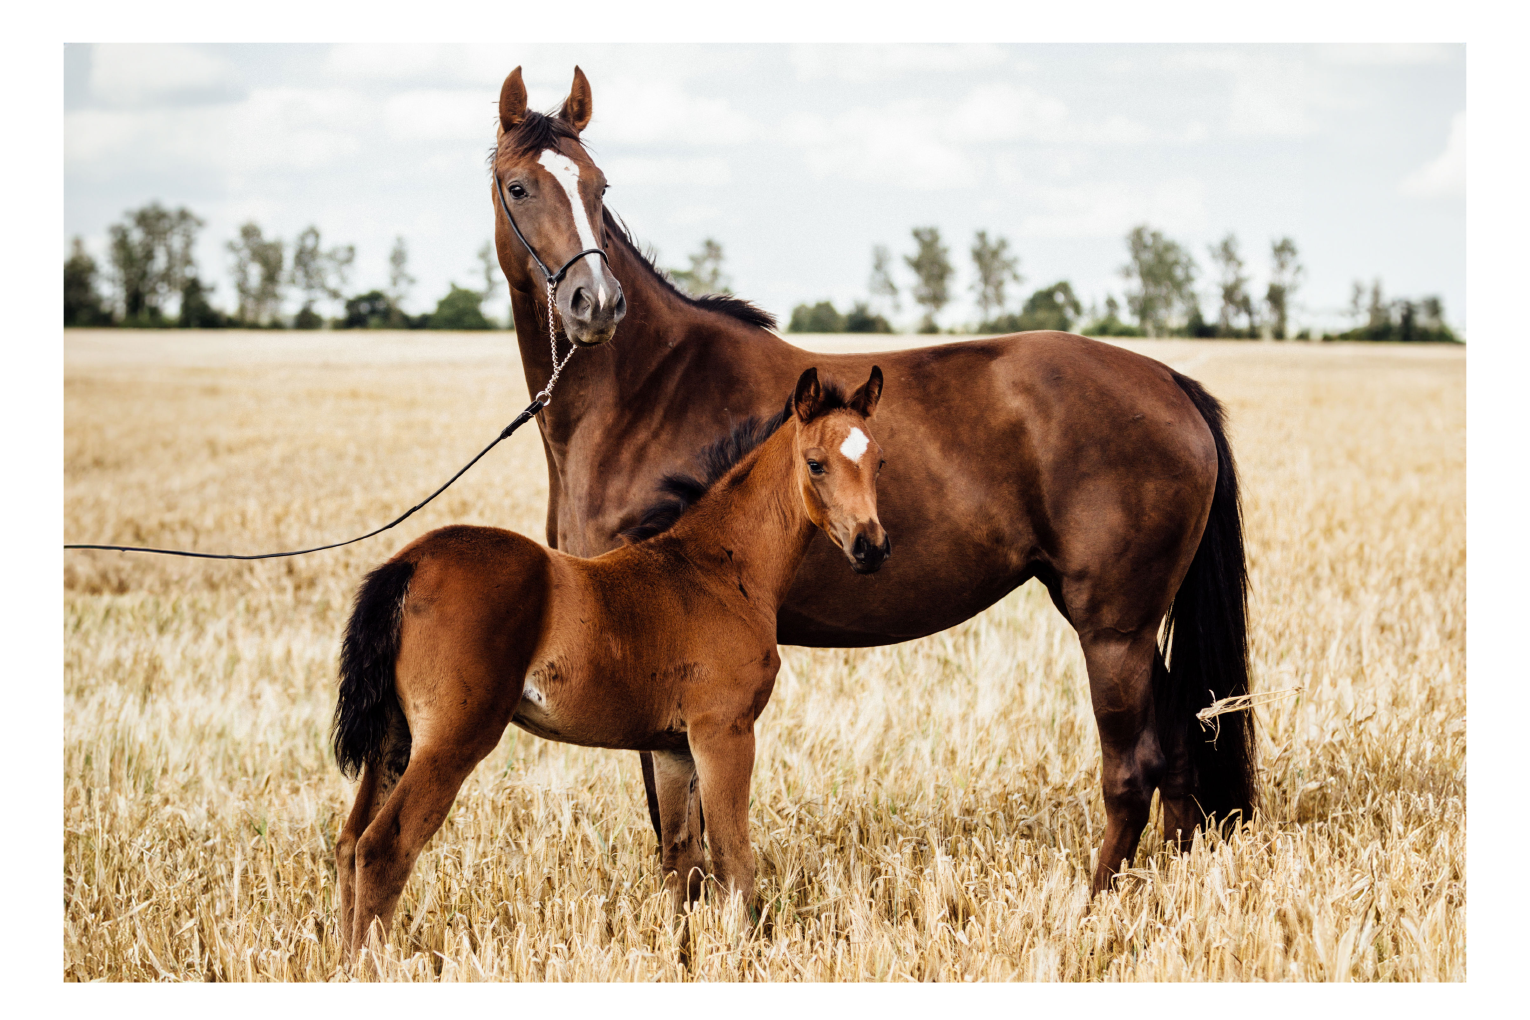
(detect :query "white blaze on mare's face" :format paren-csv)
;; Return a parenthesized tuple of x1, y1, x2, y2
(839, 427, 870, 464)
(537, 149, 606, 301)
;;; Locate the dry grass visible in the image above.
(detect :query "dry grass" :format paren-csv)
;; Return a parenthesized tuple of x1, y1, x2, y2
(63, 330, 1465, 981)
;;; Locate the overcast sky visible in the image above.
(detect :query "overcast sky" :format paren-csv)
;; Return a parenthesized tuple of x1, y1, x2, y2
(63, 43, 1465, 332)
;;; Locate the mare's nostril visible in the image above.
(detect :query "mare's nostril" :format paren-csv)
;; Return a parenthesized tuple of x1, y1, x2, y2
(570, 287, 591, 317)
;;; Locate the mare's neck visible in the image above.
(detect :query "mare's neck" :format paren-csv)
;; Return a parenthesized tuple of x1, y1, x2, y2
(664, 427, 815, 612)
(508, 223, 704, 447)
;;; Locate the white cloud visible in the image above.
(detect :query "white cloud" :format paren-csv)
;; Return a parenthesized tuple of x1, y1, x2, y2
(66, 87, 372, 179)
(590, 79, 758, 147)
(789, 44, 1008, 83)
(1016, 179, 1209, 239)
(384, 89, 498, 143)
(951, 83, 1069, 142)
(1399, 111, 1465, 200)
(603, 156, 732, 187)
(1316, 44, 1459, 67)
(89, 45, 242, 107)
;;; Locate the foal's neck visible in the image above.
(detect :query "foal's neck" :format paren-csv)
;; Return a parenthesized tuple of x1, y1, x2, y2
(666, 427, 815, 612)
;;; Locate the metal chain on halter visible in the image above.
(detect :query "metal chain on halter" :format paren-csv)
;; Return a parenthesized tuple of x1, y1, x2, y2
(536, 277, 576, 408)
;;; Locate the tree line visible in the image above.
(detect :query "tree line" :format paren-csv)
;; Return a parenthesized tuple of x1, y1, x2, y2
(64, 201, 503, 331)
(786, 224, 1458, 342)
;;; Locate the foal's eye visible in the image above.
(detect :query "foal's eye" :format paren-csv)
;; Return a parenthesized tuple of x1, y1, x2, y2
(508, 183, 527, 199)
(879, 459, 886, 470)
(807, 460, 825, 476)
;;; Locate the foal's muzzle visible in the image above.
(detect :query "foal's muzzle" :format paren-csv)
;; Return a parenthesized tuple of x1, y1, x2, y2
(851, 532, 891, 574)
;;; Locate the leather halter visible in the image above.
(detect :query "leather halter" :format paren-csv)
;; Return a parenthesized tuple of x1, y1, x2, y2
(494, 170, 610, 286)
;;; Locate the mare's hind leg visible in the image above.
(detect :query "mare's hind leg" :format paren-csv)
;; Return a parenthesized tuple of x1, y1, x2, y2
(336, 708, 410, 957)
(1078, 625, 1166, 895)
(1151, 649, 1200, 850)
(651, 749, 705, 913)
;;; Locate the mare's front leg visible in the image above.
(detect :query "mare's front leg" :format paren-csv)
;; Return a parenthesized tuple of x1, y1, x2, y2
(651, 749, 705, 913)
(687, 713, 758, 908)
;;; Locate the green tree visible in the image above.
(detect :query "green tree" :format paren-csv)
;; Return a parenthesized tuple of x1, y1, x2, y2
(177, 276, 229, 328)
(1121, 224, 1197, 336)
(1081, 295, 1145, 337)
(477, 241, 502, 328)
(429, 284, 492, 330)
(905, 226, 953, 333)
(64, 237, 111, 326)
(970, 230, 1022, 323)
(387, 236, 416, 327)
(107, 202, 203, 326)
(844, 301, 893, 333)
(289, 226, 355, 329)
(869, 244, 899, 315)
(788, 301, 846, 333)
(1015, 281, 1083, 332)
(669, 238, 730, 296)
(340, 291, 394, 329)
(227, 222, 286, 325)
(1264, 237, 1303, 340)
(1209, 233, 1255, 336)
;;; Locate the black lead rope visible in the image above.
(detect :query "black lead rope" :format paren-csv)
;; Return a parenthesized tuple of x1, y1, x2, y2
(64, 399, 544, 560)
(66, 168, 614, 561)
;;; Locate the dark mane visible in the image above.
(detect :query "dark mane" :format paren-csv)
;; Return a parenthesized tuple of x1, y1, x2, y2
(601, 209, 778, 331)
(495, 109, 581, 160)
(620, 380, 853, 543)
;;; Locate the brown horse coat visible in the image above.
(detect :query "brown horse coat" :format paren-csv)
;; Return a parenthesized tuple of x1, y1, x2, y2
(332, 368, 887, 956)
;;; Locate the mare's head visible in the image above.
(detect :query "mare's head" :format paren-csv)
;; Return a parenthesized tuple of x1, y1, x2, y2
(492, 67, 625, 347)
(791, 366, 891, 574)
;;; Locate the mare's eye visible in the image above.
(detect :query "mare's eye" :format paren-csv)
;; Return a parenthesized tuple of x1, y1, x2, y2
(508, 183, 527, 199)
(602, 184, 609, 195)
(807, 459, 825, 476)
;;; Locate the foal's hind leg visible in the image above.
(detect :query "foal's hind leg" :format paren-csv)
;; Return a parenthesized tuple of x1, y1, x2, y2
(651, 749, 705, 913)
(1078, 626, 1166, 895)
(336, 708, 410, 956)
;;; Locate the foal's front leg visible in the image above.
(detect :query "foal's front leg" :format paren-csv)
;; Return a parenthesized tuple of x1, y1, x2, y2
(651, 749, 705, 913)
(687, 715, 758, 908)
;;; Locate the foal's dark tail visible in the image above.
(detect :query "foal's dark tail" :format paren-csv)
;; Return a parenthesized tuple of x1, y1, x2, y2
(333, 558, 416, 779)
(1157, 371, 1259, 826)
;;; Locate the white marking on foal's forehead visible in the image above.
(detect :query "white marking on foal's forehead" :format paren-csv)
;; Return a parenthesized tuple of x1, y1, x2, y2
(839, 427, 870, 464)
(537, 149, 607, 300)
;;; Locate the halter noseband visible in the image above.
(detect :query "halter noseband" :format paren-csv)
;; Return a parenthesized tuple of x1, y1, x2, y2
(493, 170, 610, 287)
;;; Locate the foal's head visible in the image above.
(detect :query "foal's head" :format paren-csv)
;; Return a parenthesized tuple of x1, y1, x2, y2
(491, 66, 626, 347)
(791, 367, 890, 574)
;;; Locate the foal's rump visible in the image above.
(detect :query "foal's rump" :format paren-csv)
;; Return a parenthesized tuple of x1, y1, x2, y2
(332, 525, 552, 776)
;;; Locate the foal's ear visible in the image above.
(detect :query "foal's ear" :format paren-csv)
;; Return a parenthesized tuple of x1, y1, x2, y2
(849, 365, 884, 418)
(560, 66, 593, 133)
(500, 67, 528, 133)
(793, 367, 822, 421)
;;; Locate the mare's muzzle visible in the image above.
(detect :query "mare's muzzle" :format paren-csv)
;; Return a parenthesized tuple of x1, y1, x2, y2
(557, 255, 625, 346)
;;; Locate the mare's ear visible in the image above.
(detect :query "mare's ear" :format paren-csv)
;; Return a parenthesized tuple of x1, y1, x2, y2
(849, 365, 883, 418)
(500, 67, 528, 133)
(560, 66, 593, 133)
(793, 367, 822, 421)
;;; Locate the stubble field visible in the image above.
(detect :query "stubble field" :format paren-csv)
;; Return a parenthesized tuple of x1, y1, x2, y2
(63, 329, 1465, 981)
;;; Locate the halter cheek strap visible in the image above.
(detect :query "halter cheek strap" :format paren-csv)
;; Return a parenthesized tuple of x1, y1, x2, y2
(494, 171, 610, 286)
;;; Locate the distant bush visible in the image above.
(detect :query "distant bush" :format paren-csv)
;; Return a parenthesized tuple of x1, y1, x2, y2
(1080, 313, 1145, 338)
(789, 301, 846, 333)
(1331, 296, 1459, 343)
(429, 284, 492, 331)
(844, 302, 893, 333)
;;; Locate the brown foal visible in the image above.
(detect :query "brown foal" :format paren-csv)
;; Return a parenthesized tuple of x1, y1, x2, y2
(332, 366, 888, 957)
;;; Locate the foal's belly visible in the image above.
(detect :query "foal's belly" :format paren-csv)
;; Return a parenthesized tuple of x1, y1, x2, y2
(508, 661, 690, 753)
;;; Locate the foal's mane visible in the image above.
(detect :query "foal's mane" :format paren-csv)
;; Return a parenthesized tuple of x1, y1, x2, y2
(488, 109, 778, 333)
(620, 382, 854, 543)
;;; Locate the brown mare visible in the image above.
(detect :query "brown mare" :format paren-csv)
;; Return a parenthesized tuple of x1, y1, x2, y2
(485, 67, 1258, 897)
(333, 366, 889, 956)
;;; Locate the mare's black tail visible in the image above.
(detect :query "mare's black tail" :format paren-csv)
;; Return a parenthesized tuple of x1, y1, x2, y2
(1157, 371, 1259, 824)
(332, 559, 415, 779)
